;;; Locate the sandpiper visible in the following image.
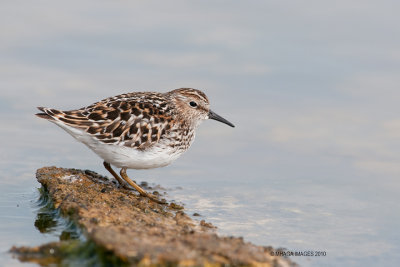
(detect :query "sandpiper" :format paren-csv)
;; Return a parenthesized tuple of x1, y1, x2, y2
(36, 88, 234, 203)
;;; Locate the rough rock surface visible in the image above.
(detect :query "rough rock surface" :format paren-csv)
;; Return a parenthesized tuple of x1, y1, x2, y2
(12, 167, 295, 266)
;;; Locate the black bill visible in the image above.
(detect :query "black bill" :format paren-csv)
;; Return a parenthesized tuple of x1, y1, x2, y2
(208, 110, 235, 127)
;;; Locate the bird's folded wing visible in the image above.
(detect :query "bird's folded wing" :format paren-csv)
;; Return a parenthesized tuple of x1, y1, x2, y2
(44, 99, 173, 150)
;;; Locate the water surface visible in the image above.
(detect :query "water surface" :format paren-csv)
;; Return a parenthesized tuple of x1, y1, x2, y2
(1, 1, 400, 266)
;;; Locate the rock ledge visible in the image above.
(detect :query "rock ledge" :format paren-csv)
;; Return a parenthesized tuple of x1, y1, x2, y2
(11, 167, 295, 267)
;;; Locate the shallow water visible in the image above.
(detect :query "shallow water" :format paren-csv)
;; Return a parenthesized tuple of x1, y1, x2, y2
(1, 1, 400, 266)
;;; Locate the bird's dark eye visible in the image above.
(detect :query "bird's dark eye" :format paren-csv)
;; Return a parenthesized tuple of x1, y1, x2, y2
(189, 101, 197, 108)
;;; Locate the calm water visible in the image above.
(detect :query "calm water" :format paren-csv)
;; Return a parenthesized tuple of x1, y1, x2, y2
(1, 1, 400, 266)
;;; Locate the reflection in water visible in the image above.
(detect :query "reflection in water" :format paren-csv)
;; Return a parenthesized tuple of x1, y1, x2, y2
(34, 187, 81, 240)
(12, 240, 127, 267)
(34, 213, 57, 234)
(12, 187, 127, 266)
(34, 188, 58, 234)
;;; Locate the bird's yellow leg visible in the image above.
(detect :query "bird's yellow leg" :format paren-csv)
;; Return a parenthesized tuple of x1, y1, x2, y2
(103, 161, 130, 189)
(120, 167, 166, 204)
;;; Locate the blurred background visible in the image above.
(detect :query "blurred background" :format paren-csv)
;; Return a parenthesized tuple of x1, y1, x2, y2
(1, 1, 400, 266)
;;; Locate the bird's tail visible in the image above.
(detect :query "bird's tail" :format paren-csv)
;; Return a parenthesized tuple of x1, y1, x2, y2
(35, 107, 63, 121)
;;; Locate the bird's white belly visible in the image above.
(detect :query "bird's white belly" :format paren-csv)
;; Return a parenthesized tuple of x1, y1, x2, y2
(53, 121, 185, 169)
(93, 142, 183, 169)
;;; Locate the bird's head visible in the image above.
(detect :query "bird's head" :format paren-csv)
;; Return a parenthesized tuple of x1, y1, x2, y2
(168, 88, 235, 128)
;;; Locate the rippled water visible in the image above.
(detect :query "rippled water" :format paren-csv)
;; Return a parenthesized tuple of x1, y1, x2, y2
(1, 1, 400, 266)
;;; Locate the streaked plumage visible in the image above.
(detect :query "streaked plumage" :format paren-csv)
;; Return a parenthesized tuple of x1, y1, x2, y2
(36, 88, 234, 203)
